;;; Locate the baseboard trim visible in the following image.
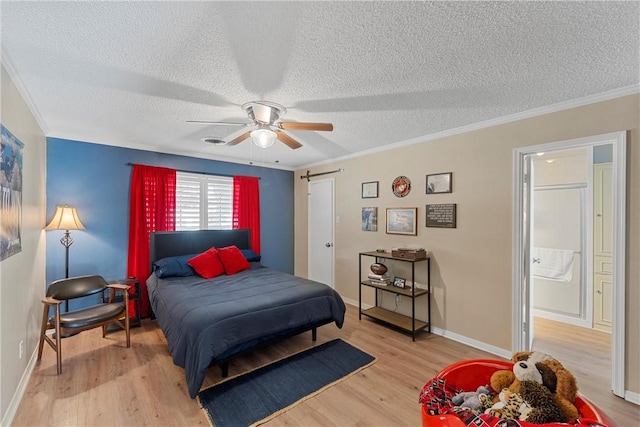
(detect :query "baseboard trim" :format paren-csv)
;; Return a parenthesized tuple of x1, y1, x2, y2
(624, 390, 640, 405)
(533, 309, 593, 329)
(428, 325, 512, 360)
(1, 348, 38, 427)
(342, 299, 511, 359)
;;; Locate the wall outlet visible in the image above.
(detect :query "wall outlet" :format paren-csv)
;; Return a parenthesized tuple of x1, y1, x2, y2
(19, 340, 24, 359)
(395, 294, 401, 304)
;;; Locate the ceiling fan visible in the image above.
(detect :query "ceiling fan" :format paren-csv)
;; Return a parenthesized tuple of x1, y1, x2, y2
(188, 101, 333, 149)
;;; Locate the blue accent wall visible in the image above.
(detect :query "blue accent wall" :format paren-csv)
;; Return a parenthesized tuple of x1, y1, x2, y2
(46, 138, 294, 300)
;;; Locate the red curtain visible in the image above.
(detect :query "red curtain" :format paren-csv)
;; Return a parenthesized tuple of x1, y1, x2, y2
(127, 165, 176, 317)
(232, 176, 260, 253)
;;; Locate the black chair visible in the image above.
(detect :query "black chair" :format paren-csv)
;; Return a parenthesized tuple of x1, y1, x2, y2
(38, 275, 131, 374)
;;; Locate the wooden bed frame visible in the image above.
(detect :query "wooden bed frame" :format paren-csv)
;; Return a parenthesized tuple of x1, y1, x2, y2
(149, 229, 333, 379)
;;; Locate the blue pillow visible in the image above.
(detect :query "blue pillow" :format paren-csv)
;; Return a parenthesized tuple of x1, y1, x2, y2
(153, 253, 197, 278)
(240, 249, 261, 262)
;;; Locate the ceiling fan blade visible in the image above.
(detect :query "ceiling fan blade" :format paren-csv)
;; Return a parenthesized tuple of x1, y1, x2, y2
(187, 120, 250, 126)
(276, 131, 303, 149)
(228, 131, 252, 146)
(278, 122, 333, 131)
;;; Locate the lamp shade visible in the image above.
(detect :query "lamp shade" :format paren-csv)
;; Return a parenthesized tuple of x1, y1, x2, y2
(250, 129, 277, 148)
(45, 205, 85, 231)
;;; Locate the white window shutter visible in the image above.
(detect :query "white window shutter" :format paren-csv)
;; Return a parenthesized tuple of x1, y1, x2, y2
(176, 172, 232, 230)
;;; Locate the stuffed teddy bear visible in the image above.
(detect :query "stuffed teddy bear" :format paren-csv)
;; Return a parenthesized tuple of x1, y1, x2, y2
(490, 351, 580, 422)
(451, 385, 492, 411)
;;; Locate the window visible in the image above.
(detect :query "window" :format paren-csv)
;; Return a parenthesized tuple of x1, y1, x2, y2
(175, 172, 233, 230)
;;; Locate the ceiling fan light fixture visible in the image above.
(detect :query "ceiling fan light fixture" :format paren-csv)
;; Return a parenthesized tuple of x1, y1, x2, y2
(251, 129, 277, 148)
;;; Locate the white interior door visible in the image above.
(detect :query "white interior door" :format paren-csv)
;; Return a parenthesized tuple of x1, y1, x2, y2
(308, 179, 334, 288)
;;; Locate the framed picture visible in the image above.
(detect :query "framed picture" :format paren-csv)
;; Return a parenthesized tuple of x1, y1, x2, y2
(426, 172, 452, 194)
(393, 276, 406, 288)
(362, 181, 378, 198)
(362, 207, 378, 231)
(386, 207, 417, 235)
(426, 203, 457, 228)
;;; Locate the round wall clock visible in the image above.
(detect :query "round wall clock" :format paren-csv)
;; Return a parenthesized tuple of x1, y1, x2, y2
(392, 176, 411, 197)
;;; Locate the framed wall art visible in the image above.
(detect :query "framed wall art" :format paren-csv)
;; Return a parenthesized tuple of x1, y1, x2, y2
(426, 203, 457, 228)
(362, 181, 378, 198)
(362, 207, 378, 231)
(386, 207, 417, 235)
(392, 175, 411, 197)
(1, 124, 24, 261)
(426, 172, 452, 194)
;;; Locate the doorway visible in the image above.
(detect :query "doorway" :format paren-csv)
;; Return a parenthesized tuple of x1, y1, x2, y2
(512, 131, 626, 398)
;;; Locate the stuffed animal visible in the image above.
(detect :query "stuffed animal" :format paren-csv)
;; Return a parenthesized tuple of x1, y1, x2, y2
(483, 388, 530, 420)
(490, 351, 553, 397)
(490, 351, 580, 423)
(451, 385, 492, 411)
(519, 380, 564, 424)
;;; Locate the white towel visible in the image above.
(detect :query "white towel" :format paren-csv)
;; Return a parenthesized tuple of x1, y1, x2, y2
(532, 247, 575, 282)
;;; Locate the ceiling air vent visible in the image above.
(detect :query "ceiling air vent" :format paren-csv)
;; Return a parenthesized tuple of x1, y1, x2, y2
(201, 137, 227, 146)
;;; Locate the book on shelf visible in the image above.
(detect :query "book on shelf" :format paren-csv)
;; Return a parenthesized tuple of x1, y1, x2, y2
(367, 273, 391, 285)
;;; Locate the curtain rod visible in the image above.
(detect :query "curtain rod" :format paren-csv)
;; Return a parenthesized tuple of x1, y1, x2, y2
(126, 162, 260, 179)
(300, 168, 344, 182)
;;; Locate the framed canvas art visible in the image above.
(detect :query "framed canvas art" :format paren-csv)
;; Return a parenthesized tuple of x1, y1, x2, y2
(386, 208, 417, 235)
(362, 207, 378, 231)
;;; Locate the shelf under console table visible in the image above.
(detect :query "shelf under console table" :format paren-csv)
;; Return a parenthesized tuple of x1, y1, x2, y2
(358, 251, 431, 341)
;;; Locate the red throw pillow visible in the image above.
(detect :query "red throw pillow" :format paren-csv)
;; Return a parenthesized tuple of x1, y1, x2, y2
(217, 245, 251, 275)
(187, 247, 225, 279)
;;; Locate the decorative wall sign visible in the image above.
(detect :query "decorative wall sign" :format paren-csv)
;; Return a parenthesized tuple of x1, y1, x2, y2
(362, 207, 378, 231)
(0, 124, 24, 260)
(361, 181, 378, 198)
(386, 207, 417, 235)
(426, 204, 457, 228)
(426, 172, 452, 194)
(392, 176, 411, 197)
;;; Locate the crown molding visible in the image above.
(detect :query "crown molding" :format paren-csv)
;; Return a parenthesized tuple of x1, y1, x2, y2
(1, 46, 50, 134)
(300, 85, 640, 170)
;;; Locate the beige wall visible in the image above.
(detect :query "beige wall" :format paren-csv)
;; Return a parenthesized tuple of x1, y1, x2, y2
(0, 65, 47, 423)
(294, 94, 639, 395)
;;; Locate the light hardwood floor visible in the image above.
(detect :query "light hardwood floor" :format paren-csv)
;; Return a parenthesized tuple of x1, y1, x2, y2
(12, 306, 639, 426)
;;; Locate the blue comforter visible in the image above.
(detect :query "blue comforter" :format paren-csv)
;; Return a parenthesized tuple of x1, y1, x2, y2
(147, 263, 346, 397)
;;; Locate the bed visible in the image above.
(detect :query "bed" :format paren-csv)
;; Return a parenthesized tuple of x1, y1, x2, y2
(146, 229, 346, 398)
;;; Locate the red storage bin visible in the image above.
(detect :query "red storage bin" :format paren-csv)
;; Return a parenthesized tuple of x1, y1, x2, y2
(420, 359, 616, 427)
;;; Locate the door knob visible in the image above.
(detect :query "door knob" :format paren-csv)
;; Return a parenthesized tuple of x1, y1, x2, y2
(325, 243, 332, 247)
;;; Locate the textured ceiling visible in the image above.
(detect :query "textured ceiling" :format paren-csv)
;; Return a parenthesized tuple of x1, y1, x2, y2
(1, 1, 638, 169)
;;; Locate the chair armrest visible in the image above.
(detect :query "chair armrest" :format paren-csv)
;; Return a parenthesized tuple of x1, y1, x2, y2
(105, 284, 131, 304)
(42, 296, 62, 305)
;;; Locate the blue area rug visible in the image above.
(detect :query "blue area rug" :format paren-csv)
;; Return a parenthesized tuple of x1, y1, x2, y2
(198, 339, 376, 427)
